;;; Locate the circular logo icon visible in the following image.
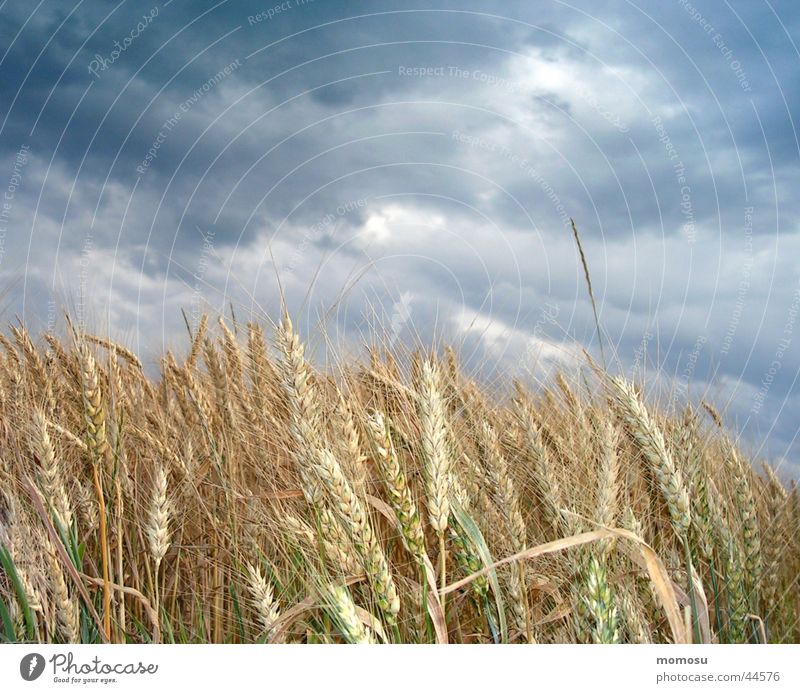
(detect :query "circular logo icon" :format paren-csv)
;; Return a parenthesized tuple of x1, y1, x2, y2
(20, 653, 45, 682)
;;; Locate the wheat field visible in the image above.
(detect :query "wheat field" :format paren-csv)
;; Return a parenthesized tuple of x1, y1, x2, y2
(0, 313, 797, 644)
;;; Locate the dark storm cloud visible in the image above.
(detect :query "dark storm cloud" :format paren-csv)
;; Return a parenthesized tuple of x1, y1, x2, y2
(1, 0, 799, 473)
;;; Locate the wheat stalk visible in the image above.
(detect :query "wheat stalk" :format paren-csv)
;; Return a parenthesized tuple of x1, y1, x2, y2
(594, 419, 622, 564)
(480, 420, 533, 640)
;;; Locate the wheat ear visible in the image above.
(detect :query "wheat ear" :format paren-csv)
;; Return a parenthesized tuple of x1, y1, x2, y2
(583, 555, 621, 643)
(326, 585, 376, 644)
(314, 448, 400, 622)
(606, 377, 691, 538)
(84, 333, 143, 370)
(515, 396, 570, 534)
(43, 536, 80, 643)
(480, 420, 533, 641)
(78, 343, 108, 459)
(417, 360, 452, 533)
(417, 358, 451, 619)
(244, 562, 280, 636)
(185, 313, 208, 369)
(30, 410, 73, 531)
(147, 463, 171, 616)
(729, 448, 762, 606)
(77, 341, 111, 639)
(367, 411, 427, 564)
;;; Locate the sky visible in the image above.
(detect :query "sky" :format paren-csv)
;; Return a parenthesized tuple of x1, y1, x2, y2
(0, 0, 798, 477)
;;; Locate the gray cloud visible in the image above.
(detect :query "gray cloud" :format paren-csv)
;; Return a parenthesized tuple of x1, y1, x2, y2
(1, 0, 799, 476)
